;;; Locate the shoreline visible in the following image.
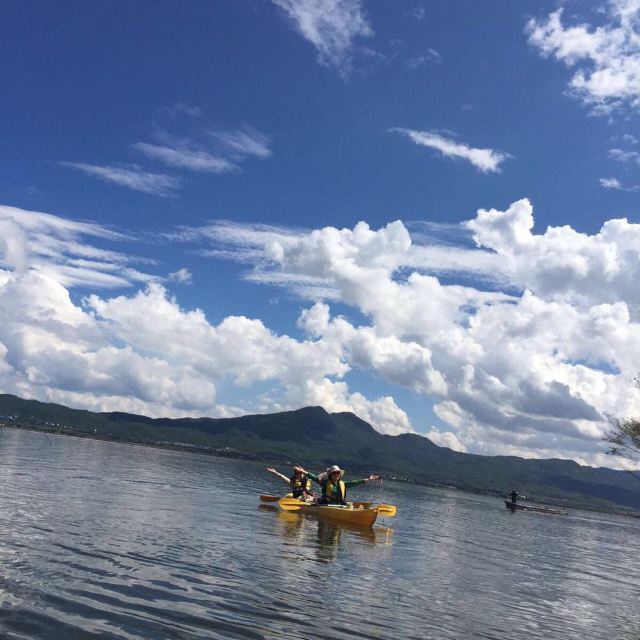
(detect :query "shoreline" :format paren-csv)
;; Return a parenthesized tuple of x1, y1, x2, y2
(0, 422, 258, 461)
(3, 422, 639, 519)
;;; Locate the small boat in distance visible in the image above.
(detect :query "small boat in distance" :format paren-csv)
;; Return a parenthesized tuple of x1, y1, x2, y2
(504, 500, 568, 515)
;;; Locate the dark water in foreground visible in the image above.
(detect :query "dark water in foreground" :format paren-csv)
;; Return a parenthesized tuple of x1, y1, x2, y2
(0, 429, 638, 639)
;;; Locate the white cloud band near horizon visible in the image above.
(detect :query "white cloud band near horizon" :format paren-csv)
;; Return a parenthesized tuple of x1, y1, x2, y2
(178, 199, 640, 468)
(2, 201, 640, 469)
(391, 128, 511, 173)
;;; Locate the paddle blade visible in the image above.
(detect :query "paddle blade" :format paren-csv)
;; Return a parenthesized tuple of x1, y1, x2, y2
(259, 495, 281, 502)
(375, 504, 397, 517)
(278, 497, 305, 511)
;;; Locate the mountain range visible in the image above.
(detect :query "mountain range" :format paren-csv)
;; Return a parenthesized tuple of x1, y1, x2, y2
(1, 393, 639, 514)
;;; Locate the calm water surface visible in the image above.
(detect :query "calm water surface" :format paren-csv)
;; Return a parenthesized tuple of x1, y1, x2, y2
(0, 428, 638, 639)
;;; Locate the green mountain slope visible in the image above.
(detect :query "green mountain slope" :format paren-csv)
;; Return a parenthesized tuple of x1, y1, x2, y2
(1, 393, 638, 514)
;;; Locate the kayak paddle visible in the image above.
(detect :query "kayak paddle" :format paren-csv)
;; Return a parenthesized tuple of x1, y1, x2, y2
(278, 497, 306, 510)
(271, 497, 372, 508)
(278, 497, 397, 517)
(374, 504, 397, 517)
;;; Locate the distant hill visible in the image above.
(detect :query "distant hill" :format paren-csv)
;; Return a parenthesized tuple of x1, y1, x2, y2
(1, 393, 639, 515)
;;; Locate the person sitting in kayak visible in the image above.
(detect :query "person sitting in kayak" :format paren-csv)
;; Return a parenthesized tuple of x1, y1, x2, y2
(266, 466, 314, 501)
(509, 489, 526, 504)
(294, 464, 379, 505)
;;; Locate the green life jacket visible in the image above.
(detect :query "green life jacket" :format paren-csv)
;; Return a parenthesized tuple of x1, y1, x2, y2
(323, 479, 346, 505)
(290, 475, 312, 498)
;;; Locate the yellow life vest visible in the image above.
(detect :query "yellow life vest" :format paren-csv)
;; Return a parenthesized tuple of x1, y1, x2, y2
(290, 475, 312, 498)
(323, 479, 346, 504)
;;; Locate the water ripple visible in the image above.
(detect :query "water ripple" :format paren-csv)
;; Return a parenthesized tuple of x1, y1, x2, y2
(1, 429, 639, 639)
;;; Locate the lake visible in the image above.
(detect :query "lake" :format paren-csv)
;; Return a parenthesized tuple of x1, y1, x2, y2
(0, 428, 638, 639)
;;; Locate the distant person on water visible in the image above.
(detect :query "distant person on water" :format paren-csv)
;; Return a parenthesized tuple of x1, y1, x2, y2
(509, 489, 525, 503)
(266, 466, 314, 501)
(295, 464, 379, 505)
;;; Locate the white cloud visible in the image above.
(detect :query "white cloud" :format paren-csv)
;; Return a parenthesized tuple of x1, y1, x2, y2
(404, 5, 426, 22)
(6, 201, 640, 466)
(608, 147, 640, 162)
(0, 269, 412, 434)
(210, 127, 272, 159)
(60, 162, 181, 197)
(0, 206, 410, 436)
(601, 176, 624, 189)
(133, 143, 237, 173)
(0, 204, 152, 288)
(275, 376, 412, 436)
(298, 303, 448, 397)
(272, 0, 373, 77)
(527, 1, 640, 114)
(84, 285, 411, 434)
(600, 176, 640, 190)
(191, 201, 640, 466)
(406, 48, 443, 68)
(424, 428, 467, 452)
(391, 128, 511, 173)
(135, 120, 272, 173)
(168, 268, 192, 284)
(466, 198, 640, 307)
(65, 110, 272, 194)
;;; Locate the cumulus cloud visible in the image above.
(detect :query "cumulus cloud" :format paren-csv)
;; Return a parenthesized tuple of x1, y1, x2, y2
(5, 201, 640, 465)
(465, 198, 640, 307)
(188, 201, 640, 466)
(0, 205, 410, 435)
(59, 162, 181, 197)
(527, 1, 640, 114)
(391, 128, 511, 173)
(424, 428, 466, 452)
(272, 0, 373, 77)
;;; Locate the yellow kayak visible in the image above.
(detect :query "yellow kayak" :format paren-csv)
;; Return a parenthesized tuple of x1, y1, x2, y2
(286, 502, 379, 527)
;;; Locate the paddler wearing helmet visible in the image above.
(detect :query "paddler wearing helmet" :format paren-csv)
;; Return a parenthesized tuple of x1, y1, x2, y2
(266, 466, 314, 501)
(294, 464, 379, 505)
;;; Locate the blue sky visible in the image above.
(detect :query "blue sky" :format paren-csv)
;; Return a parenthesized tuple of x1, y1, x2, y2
(2, 0, 640, 467)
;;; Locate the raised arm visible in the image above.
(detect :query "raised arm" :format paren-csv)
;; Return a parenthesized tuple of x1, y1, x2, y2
(266, 467, 290, 484)
(345, 474, 380, 488)
(294, 465, 319, 483)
